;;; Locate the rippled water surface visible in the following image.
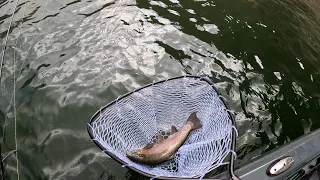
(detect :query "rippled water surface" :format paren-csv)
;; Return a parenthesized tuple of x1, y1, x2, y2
(0, 0, 319, 179)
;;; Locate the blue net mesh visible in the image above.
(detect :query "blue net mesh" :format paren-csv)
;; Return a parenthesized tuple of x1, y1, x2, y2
(88, 76, 236, 179)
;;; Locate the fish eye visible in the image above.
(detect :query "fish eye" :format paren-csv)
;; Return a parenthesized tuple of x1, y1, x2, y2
(136, 152, 144, 158)
(137, 153, 143, 157)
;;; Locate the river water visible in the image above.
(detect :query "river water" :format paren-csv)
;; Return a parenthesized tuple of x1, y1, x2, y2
(0, 0, 319, 179)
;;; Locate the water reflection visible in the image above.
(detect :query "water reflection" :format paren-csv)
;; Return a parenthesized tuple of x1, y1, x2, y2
(0, 0, 319, 179)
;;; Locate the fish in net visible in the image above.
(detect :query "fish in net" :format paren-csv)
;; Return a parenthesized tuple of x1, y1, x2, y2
(87, 76, 238, 179)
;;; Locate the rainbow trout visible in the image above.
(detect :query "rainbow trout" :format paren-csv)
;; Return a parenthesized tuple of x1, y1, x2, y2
(126, 112, 202, 165)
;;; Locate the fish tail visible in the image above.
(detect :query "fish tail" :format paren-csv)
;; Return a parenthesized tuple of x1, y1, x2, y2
(187, 112, 202, 130)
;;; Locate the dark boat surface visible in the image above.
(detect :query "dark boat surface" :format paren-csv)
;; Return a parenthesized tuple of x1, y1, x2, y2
(212, 129, 320, 180)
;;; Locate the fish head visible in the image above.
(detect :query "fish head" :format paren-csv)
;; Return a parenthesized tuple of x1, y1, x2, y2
(126, 150, 146, 162)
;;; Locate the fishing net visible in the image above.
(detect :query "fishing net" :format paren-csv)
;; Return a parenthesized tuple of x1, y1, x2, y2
(88, 76, 237, 179)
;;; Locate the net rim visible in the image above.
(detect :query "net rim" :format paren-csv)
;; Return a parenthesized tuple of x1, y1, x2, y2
(87, 75, 238, 180)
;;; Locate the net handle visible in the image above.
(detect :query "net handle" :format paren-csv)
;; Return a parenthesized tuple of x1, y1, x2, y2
(206, 77, 240, 180)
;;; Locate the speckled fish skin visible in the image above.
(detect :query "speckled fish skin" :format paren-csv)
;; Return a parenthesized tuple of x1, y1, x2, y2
(126, 112, 202, 165)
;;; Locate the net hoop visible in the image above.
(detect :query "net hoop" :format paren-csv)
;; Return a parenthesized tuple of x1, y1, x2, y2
(87, 75, 238, 180)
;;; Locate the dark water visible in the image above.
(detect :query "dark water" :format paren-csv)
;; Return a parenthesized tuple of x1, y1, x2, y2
(0, 0, 319, 179)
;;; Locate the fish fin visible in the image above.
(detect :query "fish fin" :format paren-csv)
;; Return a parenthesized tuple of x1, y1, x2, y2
(157, 135, 163, 143)
(142, 143, 154, 149)
(187, 112, 202, 130)
(171, 125, 178, 134)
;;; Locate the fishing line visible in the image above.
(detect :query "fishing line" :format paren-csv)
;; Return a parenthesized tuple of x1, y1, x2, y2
(13, 34, 19, 180)
(9, 1, 30, 179)
(0, 0, 52, 178)
(0, 1, 22, 180)
(0, 0, 30, 179)
(0, 0, 52, 144)
(1, 1, 26, 144)
(0, 0, 21, 145)
(0, 0, 20, 86)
